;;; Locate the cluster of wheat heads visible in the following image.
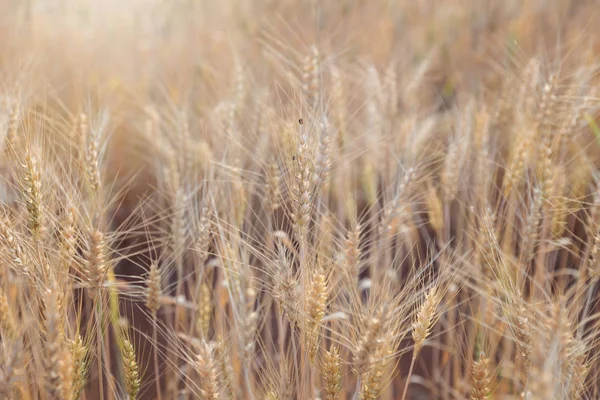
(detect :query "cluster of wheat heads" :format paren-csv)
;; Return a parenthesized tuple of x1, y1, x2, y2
(3, 0, 600, 399)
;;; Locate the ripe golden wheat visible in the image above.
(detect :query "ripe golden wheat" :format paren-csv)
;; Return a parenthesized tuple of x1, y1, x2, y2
(1, 0, 600, 399)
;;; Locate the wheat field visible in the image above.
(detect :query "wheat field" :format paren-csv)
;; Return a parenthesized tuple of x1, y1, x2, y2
(1, 0, 600, 399)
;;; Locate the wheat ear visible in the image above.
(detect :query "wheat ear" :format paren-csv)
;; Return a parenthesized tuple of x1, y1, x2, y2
(402, 286, 441, 400)
(121, 338, 141, 400)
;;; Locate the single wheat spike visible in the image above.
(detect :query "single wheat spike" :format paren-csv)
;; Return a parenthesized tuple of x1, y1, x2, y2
(412, 286, 441, 356)
(534, 75, 558, 137)
(146, 262, 161, 315)
(55, 291, 67, 342)
(313, 115, 331, 188)
(59, 350, 74, 400)
(275, 270, 301, 326)
(302, 45, 321, 111)
(214, 337, 233, 399)
(85, 126, 101, 194)
(0, 340, 22, 397)
(196, 340, 220, 400)
(60, 205, 77, 276)
(550, 299, 572, 364)
(381, 167, 415, 237)
(360, 343, 392, 400)
(292, 129, 313, 240)
(537, 135, 554, 200)
(511, 302, 532, 372)
(306, 267, 328, 362)
(85, 229, 108, 291)
(77, 113, 89, 164)
(196, 208, 212, 265)
(0, 288, 15, 337)
(44, 290, 71, 400)
(503, 134, 532, 197)
(122, 338, 140, 400)
(589, 218, 600, 282)
(470, 352, 492, 400)
(170, 188, 187, 258)
(353, 305, 388, 375)
(5, 101, 20, 154)
(330, 64, 347, 148)
(344, 224, 362, 286)
(547, 168, 567, 239)
(70, 335, 88, 400)
(241, 285, 258, 362)
(266, 161, 281, 213)
(165, 146, 181, 194)
(520, 187, 543, 265)
(442, 136, 463, 202)
(402, 287, 442, 400)
(21, 152, 44, 239)
(176, 112, 192, 174)
(197, 282, 212, 338)
(232, 165, 247, 227)
(233, 60, 246, 117)
(0, 220, 30, 280)
(322, 345, 341, 400)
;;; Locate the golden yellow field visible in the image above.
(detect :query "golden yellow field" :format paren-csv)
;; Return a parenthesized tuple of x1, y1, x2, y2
(1, 0, 600, 399)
